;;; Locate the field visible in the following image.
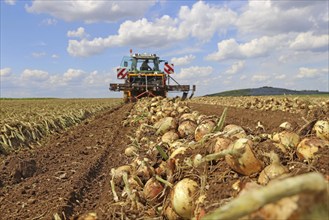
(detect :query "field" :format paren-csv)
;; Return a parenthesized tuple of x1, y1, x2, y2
(0, 98, 122, 154)
(0, 96, 328, 220)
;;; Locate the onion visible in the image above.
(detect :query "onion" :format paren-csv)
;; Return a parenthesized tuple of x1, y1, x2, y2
(111, 165, 133, 185)
(279, 121, 292, 130)
(273, 131, 300, 149)
(194, 120, 216, 142)
(143, 177, 164, 203)
(223, 124, 247, 139)
(125, 146, 137, 157)
(163, 204, 180, 220)
(313, 120, 329, 141)
(179, 113, 196, 124)
(169, 147, 187, 159)
(225, 138, 263, 176)
(154, 117, 177, 135)
(161, 130, 179, 144)
(136, 161, 154, 183)
(296, 137, 329, 160)
(208, 137, 231, 154)
(258, 151, 288, 185)
(178, 120, 197, 138)
(171, 178, 199, 219)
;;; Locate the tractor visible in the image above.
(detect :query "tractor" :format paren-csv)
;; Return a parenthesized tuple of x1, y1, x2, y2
(109, 52, 196, 102)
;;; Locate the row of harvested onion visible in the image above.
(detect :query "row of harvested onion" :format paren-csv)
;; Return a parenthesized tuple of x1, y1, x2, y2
(109, 96, 328, 220)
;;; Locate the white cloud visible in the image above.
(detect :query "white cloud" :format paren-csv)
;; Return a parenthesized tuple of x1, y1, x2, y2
(25, 0, 156, 23)
(236, 0, 327, 36)
(67, 27, 87, 38)
(176, 66, 213, 80)
(297, 67, 327, 78)
(0, 68, 12, 77)
(170, 55, 195, 66)
(32, 52, 46, 58)
(67, 16, 184, 56)
(63, 68, 85, 81)
(41, 18, 57, 26)
(66, 1, 238, 57)
(22, 69, 49, 81)
(289, 32, 329, 52)
(225, 60, 245, 74)
(84, 70, 111, 85)
(4, 0, 16, 5)
(51, 54, 59, 59)
(251, 74, 270, 82)
(275, 74, 286, 80)
(207, 35, 287, 61)
(240, 75, 247, 80)
(178, 1, 237, 42)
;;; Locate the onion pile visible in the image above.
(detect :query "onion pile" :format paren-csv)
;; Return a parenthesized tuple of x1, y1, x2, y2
(108, 97, 328, 219)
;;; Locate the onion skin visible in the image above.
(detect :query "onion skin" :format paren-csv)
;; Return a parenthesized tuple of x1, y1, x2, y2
(223, 124, 246, 139)
(274, 131, 300, 149)
(178, 120, 197, 138)
(154, 117, 177, 135)
(163, 204, 180, 220)
(208, 137, 232, 154)
(171, 178, 199, 219)
(296, 137, 329, 160)
(143, 177, 164, 203)
(194, 120, 216, 142)
(258, 152, 288, 185)
(162, 130, 179, 144)
(225, 138, 263, 176)
(313, 120, 329, 141)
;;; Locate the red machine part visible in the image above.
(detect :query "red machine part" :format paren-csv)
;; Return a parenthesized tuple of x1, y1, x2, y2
(164, 63, 174, 74)
(117, 67, 128, 79)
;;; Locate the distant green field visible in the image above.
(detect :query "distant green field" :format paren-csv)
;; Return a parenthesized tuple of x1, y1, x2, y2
(206, 86, 329, 97)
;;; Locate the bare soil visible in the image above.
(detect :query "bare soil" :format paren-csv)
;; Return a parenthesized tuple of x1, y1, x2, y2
(0, 102, 327, 219)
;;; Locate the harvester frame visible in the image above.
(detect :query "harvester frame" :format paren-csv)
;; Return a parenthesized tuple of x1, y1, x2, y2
(109, 53, 195, 102)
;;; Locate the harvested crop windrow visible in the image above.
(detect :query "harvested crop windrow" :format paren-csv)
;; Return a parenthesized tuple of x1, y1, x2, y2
(0, 99, 121, 154)
(104, 96, 329, 219)
(192, 96, 329, 118)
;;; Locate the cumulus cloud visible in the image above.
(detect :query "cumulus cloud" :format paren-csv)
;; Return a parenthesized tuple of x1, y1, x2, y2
(63, 68, 85, 81)
(67, 27, 87, 38)
(66, 1, 237, 57)
(171, 55, 195, 66)
(225, 60, 245, 74)
(236, 0, 327, 36)
(67, 16, 184, 56)
(178, 1, 237, 42)
(289, 32, 329, 52)
(22, 69, 49, 81)
(25, 0, 156, 23)
(0, 68, 12, 77)
(297, 67, 327, 78)
(206, 35, 287, 61)
(176, 66, 213, 80)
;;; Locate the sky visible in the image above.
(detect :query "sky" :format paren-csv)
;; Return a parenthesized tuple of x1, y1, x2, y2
(0, 0, 328, 98)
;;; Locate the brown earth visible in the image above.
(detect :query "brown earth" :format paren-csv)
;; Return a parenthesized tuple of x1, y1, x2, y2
(0, 102, 327, 219)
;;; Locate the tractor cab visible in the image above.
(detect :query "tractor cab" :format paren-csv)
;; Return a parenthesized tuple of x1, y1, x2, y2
(120, 54, 161, 72)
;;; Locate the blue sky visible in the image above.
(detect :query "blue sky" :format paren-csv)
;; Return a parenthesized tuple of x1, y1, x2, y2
(1, 0, 328, 98)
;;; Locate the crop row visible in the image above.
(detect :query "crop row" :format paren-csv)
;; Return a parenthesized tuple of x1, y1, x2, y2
(0, 98, 121, 155)
(102, 97, 328, 219)
(191, 96, 329, 117)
